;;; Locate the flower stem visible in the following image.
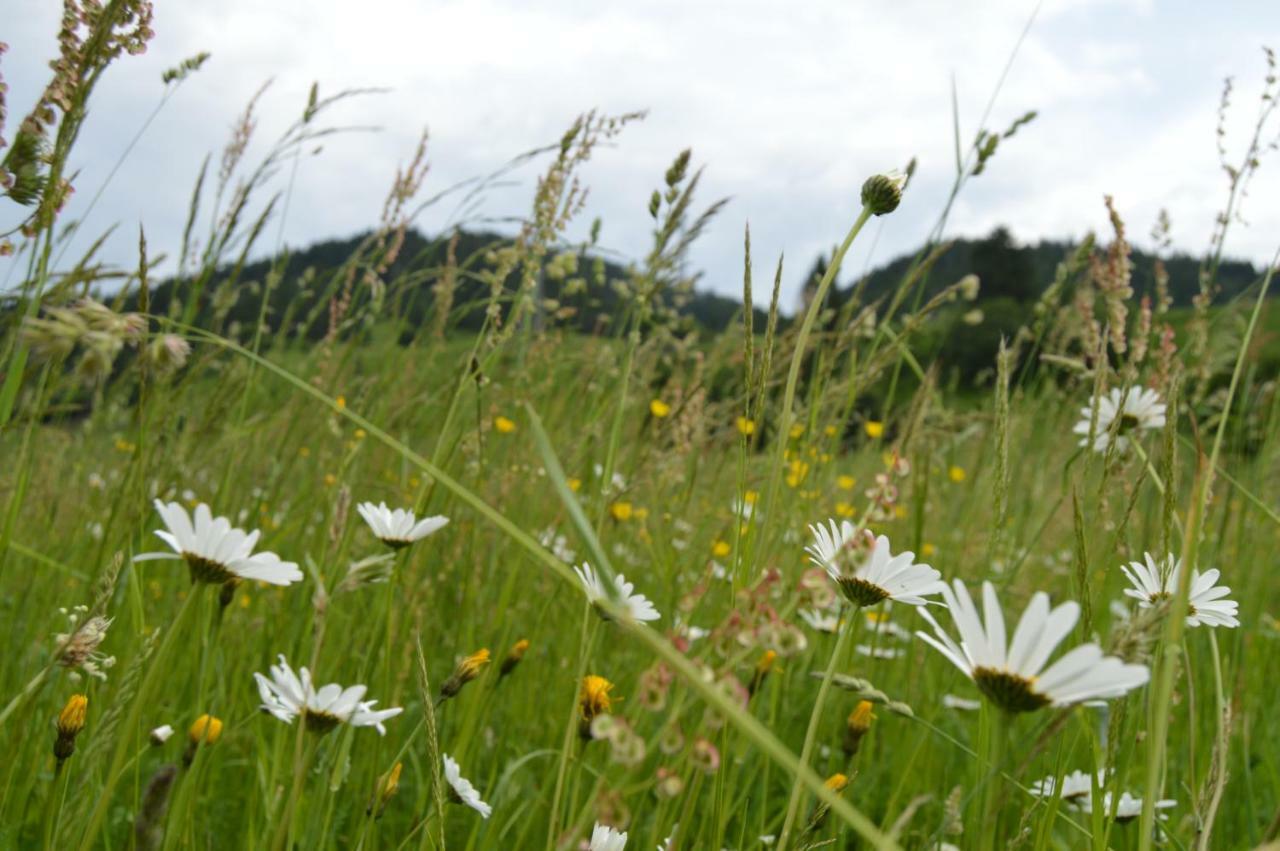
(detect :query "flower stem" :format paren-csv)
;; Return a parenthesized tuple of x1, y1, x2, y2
(777, 604, 859, 849)
(977, 708, 1008, 851)
(758, 206, 873, 569)
(77, 588, 201, 851)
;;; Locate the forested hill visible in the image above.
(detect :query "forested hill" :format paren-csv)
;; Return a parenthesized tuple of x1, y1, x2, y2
(817, 226, 1259, 310)
(133, 225, 1261, 341)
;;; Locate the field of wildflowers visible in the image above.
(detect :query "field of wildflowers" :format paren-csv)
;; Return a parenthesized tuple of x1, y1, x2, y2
(2, 4, 1279, 850)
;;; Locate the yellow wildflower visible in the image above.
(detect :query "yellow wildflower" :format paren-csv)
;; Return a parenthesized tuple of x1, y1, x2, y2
(864, 421, 884, 439)
(494, 416, 517, 434)
(650, 399, 671, 418)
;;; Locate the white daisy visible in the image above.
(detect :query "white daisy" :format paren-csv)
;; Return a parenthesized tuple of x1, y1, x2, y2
(1072, 386, 1166, 454)
(442, 753, 491, 819)
(941, 694, 981, 711)
(1028, 769, 1104, 801)
(1120, 552, 1240, 628)
(855, 644, 904, 659)
(588, 822, 628, 851)
(806, 521, 942, 607)
(356, 501, 449, 549)
(254, 654, 402, 734)
(136, 500, 301, 586)
(916, 580, 1150, 713)
(798, 608, 841, 633)
(1078, 790, 1175, 822)
(575, 562, 660, 622)
(539, 527, 576, 563)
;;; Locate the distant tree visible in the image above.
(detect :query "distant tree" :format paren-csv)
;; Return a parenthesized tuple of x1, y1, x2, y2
(971, 227, 1037, 302)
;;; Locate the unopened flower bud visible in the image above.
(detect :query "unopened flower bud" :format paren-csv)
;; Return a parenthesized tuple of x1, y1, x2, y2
(843, 700, 875, 756)
(440, 649, 491, 700)
(861, 170, 908, 216)
(184, 714, 223, 765)
(499, 639, 530, 679)
(54, 694, 88, 765)
(367, 761, 403, 818)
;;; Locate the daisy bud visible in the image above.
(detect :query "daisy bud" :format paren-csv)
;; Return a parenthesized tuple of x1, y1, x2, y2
(842, 700, 875, 757)
(150, 724, 175, 746)
(440, 648, 491, 700)
(54, 694, 88, 766)
(860, 170, 908, 216)
(367, 761, 403, 818)
(498, 639, 530, 679)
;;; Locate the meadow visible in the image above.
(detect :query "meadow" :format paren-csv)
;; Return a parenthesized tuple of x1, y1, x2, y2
(2, 6, 1279, 850)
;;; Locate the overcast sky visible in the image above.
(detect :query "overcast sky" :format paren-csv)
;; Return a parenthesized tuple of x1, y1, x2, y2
(3, 0, 1279, 306)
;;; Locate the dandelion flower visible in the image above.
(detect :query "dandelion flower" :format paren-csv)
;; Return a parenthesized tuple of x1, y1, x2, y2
(442, 754, 492, 819)
(575, 563, 660, 623)
(356, 501, 448, 549)
(806, 521, 942, 607)
(136, 500, 301, 586)
(1073, 387, 1166, 454)
(54, 694, 88, 765)
(579, 674, 618, 738)
(864, 420, 884, 439)
(916, 580, 1150, 712)
(1120, 552, 1239, 628)
(440, 649, 490, 699)
(254, 654, 402, 734)
(588, 823, 628, 850)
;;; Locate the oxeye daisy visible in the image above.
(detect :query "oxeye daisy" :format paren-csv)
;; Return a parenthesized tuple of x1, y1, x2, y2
(806, 521, 942, 607)
(1072, 386, 1166, 454)
(136, 500, 301, 586)
(574, 563, 660, 623)
(356, 501, 449, 549)
(254, 654, 402, 735)
(442, 754, 491, 819)
(588, 822, 628, 850)
(1120, 552, 1240, 628)
(1078, 790, 1176, 822)
(915, 580, 1150, 712)
(1028, 769, 1104, 802)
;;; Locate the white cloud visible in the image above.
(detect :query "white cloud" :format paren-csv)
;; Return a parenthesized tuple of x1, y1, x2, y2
(2, 0, 1277, 305)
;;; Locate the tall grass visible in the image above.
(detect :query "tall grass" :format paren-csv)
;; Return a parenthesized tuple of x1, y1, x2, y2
(2, 10, 1280, 851)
